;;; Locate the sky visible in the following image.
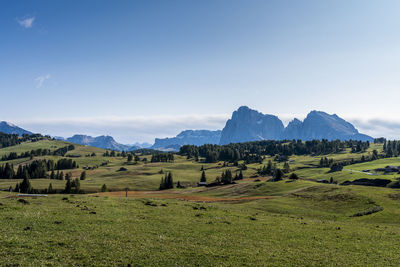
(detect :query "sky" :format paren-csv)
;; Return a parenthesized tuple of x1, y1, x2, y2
(2, 0, 400, 143)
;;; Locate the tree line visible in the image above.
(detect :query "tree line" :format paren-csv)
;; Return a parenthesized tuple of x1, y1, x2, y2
(0, 158, 78, 179)
(0, 133, 46, 149)
(180, 139, 371, 163)
(1, 145, 75, 161)
(151, 153, 174, 163)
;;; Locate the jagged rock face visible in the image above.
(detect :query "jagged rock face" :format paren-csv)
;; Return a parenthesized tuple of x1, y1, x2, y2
(283, 118, 303, 140)
(152, 130, 222, 150)
(66, 135, 137, 151)
(220, 107, 373, 144)
(284, 111, 373, 141)
(219, 106, 284, 145)
(0, 121, 33, 135)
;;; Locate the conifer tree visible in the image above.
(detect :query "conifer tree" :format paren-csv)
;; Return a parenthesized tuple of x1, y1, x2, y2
(19, 177, 32, 193)
(48, 183, 53, 193)
(273, 168, 284, 181)
(238, 170, 243, 180)
(283, 162, 290, 173)
(101, 184, 107, 192)
(64, 179, 72, 193)
(200, 170, 207, 183)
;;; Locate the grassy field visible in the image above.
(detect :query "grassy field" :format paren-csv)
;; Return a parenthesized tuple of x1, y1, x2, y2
(2, 181, 400, 266)
(2, 139, 400, 265)
(0, 140, 398, 192)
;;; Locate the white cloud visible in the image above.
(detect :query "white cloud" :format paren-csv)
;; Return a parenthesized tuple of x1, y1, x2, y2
(17, 16, 35, 28)
(35, 74, 51, 88)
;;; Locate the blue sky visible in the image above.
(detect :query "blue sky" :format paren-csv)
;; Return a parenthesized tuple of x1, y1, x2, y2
(2, 0, 400, 143)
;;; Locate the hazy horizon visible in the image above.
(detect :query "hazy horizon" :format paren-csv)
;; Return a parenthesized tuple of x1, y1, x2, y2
(6, 108, 398, 144)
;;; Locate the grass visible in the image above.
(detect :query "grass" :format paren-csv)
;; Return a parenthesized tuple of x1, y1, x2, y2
(2, 181, 400, 266)
(2, 140, 400, 265)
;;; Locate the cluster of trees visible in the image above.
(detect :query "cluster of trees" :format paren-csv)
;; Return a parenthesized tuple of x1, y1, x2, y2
(14, 177, 33, 193)
(180, 140, 371, 163)
(103, 150, 117, 157)
(0, 158, 78, 179)
(14, 171, 87, 194)
(159, 172, 174, 190)
(383, 140, 400, 157)
(126, 154, 140, 162)
(200, 168, 244, 186)
(0, 133, 46, 149)
(103, 150, 138, 157)
(257, 160, 290, 176)
(319, 157, 335, 167)
(321, 149, 380, 171)
(55, 158, 78, 170)
(151, 153, 174, 163)
(220, 169, 233, 184)
(64, 178, 81, 194)
(350, 141, 369, 153)
(0, 133, 21, 149)
(53, 145, 75, 156)
(1, 145, 75, 161)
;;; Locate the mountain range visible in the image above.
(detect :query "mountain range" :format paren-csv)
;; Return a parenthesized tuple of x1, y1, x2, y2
(0, 121, 33, 135)
(59, 135, 140, 151)
(219, 106, 373, 145)
(0, 106, 374, 151)
(152, 130, 222, 151)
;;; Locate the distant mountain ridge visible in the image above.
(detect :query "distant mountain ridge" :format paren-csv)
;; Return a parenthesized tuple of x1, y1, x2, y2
(282, 110, 373, 141)
(152, 130, 221, 151)
(0, 121, 33, 135)
(1, 106, 374, 151)
(219, 106, 284, 145)
(219, 106, 373, 144)
(66, 135, 139, 151)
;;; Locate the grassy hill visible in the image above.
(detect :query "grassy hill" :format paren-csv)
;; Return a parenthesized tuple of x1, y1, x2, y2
(2, 181, 400, 265)
(2, 139, 400, 265)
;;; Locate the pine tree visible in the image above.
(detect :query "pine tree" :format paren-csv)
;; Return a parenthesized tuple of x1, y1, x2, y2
(273, 168, 284, 181)
(221, 169, 232, 184)
(71, 178, 80, 193)
(283, 162, 290, 173)
(48, 183, 53, 193)
(64, 179, 72, 194)
(80, 171, 86, 180)
(19, 177, 32, 193)
(159, 177, 165, 190)
(266, 160, 273, 175)
(238, 170, 243, 180)
(200, 170, 207, 183)
(50, 170, 55, 180)
(101, 184, 107, 192)
(167, 172, 174, 189)
(127, 154, 133, 162)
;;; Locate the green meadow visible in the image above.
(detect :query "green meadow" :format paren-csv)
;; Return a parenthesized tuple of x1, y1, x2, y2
(1, 139, 400, 265)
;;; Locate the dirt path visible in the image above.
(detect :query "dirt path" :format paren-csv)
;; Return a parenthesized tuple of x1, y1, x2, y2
(94, 190, 273, 203)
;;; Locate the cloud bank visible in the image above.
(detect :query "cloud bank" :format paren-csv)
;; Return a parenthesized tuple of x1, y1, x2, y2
(13, 114, 400, 144)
